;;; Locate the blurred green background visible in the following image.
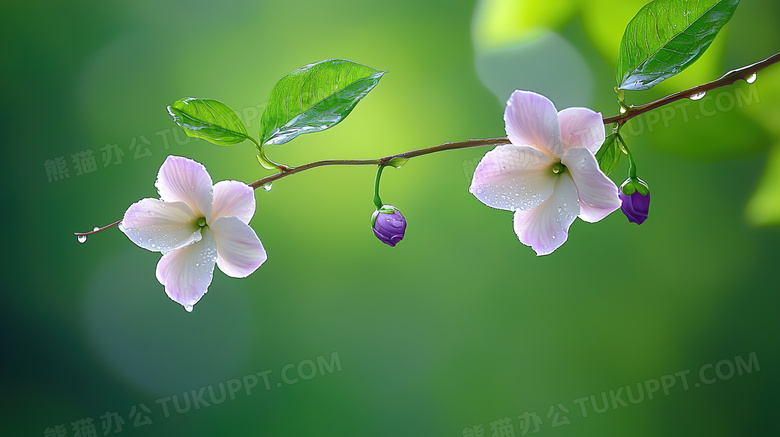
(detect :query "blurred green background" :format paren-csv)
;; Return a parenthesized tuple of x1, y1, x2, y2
(2, 0, 780, 435)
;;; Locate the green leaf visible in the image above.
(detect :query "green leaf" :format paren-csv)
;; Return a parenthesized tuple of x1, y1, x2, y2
(616, 0, 739, 91)
(167, 98, 249, 146)
(259, 59, 386, 145)
(595, 133, 621, 175)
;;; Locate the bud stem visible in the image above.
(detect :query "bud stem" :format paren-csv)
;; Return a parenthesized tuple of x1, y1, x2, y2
(373, 164, 386, 210)
(618, 135, 638, 180)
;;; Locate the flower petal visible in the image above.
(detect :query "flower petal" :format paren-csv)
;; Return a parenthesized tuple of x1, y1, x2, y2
(155, 155, 213, 219)
(211, 180, 256, 224)
(562, 147, 621, 223)
(155, 230, 218, 310)
(469, 145, 557, 211)
(513, 175, 580, 256)
(504, 90, 563, 157)
(557, 107, 605, 154)
(211, 216, 267, 278)
(119, 198, 201, 252)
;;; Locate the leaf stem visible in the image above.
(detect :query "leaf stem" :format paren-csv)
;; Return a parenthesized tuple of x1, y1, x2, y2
(248, 136, 289, 172)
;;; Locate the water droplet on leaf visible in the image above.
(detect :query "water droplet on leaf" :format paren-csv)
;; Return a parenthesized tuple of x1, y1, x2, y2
(746, 73, 757, 84)
(92, 227, 100, 232)
(263, 183, 273, 192)
(689, 92, 706, 101)
(77, 235, 87, 244)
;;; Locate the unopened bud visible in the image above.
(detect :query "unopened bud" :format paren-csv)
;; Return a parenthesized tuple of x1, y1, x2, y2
(371, 205, 406, 247)
(619, 178, 650, 225)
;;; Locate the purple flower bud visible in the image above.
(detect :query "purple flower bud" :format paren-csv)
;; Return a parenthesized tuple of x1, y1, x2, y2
(619, 179, 650, 225)
(371, 205, 407, 247)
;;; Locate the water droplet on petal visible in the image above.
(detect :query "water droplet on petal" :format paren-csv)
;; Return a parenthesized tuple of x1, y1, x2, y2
(77, 235, 87, 244)
(689, 92, 706, 101)
(185, 305, 193, 313)
(263, 183, 273, 192)
(746, 73, 757, 84)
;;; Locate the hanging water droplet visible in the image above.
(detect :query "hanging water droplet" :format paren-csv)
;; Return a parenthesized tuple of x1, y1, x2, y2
(746, 73, 757, 84)
(263, 183, 273, 192)
(185, 305, 193, 313)
(689, 92, 706, 101)
(77, 235, 87, 244)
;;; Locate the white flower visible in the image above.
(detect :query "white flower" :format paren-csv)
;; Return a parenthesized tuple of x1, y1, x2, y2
(469, 90, 620, 255)
(119, 156, 267, 310)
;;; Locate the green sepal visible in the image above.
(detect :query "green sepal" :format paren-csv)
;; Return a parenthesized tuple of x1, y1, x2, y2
(635, 179, 650, 196)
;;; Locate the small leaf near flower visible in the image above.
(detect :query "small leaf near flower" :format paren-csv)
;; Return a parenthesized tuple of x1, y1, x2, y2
(167, 98, 249, 146)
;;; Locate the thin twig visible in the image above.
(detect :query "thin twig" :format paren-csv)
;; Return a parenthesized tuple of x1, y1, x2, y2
(247, 137, 512, 189)
(603, 52, 780, 125)
(74, 219, 122, 237)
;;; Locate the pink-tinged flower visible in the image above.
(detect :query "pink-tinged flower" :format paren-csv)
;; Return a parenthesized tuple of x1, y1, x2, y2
(469, 90, 621, 255)
(119, 156, 267, 311)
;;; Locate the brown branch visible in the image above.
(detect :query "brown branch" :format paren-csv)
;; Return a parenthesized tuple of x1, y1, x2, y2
(603, 52, 780, 125)
(249, 52, 780, 190)
(248, 137, 512, 189)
